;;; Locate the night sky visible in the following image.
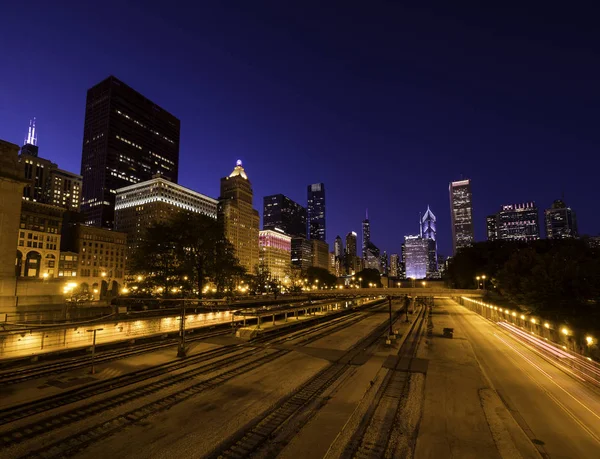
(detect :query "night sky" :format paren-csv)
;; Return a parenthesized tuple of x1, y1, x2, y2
(2, 2, 599, 257)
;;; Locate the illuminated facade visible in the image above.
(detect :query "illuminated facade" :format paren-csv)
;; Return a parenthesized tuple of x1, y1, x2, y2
(259, 229, 291, 281)
(16, 201, 63, 278)
(219, 161, 260, 274)
(50, 169, 82, 211)
(449, 179, 474, 254)
(362, 210, 370, 259)
(310, 239, 330, 270)
(307, 183, 326, 241)
(263, 194, 306, 237)
(115, 177, 217, 250)
(345, 231, 357, 274)
(80, 76, 180, 228)
(545, 199, 578, 239)
(494, 202, 540, 241)
(486, 215, 497, 241)
(390, 253, 400, 278)
(420, 206, 437, 276)
(404, 235, 428, 279)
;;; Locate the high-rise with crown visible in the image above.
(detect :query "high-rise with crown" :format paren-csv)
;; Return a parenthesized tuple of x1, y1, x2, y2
(545, 199, 578, 239)
(449, 179, 475, 254)
(492, 202, 540, 241)
(307, 183, 326, 241)
(80, 76, 180, 228)
(421, 206, 438, 276)
(218, 160, 260, 273)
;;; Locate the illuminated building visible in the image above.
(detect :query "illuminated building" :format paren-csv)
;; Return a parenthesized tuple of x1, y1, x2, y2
(49, 169, 82, 211)
(404, 235, 428, 279)
(389, 253, 400, 278)
(329, 252, 337, 275)
(259, 229, 291, 281)
(420, 206, 437, 276)
(334, 235, 343, 258)
(345, 231, 357, 274)
(307, 183, 326, 241)
(218, 160, 260, 274)
(291, 237, 312, 271)
(493, 202, 540, 241)
(80, 76, 180, 228)
(115, 176, 217, 250)
(263, 194, 306, 237)
(380, 251, 389, 276)
(486, 215, 497, 241)
(365, 242, 381, 271)
(449, 179, 474, 254)
(362, 210, 370, 259)
(545, 199, 578, 239)
(16, 201, 63, 278)
(310, 239, 330, 270)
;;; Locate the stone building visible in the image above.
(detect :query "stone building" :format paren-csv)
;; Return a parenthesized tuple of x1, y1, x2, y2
(259, 229, 292, 281)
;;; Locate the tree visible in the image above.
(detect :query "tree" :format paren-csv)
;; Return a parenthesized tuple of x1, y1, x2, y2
(306, 266, 337, 288)
(355, 268, 382, 288)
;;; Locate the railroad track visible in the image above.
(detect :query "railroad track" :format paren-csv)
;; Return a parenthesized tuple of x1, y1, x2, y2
(344, 305, 426, 459)
(206, 301, 407, 459)
(0, 301, 385, 458)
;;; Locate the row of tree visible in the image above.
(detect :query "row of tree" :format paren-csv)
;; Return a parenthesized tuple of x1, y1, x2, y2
(445, 240, 600, 329)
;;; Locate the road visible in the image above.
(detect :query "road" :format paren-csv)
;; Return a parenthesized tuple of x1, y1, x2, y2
(451, 300, 600, 458)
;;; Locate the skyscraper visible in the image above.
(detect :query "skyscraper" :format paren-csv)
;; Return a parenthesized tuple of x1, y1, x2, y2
(380, 251, 389, 276)
(421, 206, 438, 276)
(545, 199, 578, 239)
(362, 210, 370, 259)
(493, 202, 540, 241)
(307, 183, 326, 241)
(218, 160, 260, 274)
(345, 231, 357, 274)
(486, 215, 497, 241)
(449, 179, 474, 254)
(389, 253, 400, 278)
(80, 76, 180, 228)
(334, 235, 344, 259)
(404, 235, 429, 279)
(259, 229, 292, 281)
(263, 194, 306, 237)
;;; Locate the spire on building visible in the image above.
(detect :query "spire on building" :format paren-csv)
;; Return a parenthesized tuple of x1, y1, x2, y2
(228, 159, 248, 179)
(24, 118, 37, 146)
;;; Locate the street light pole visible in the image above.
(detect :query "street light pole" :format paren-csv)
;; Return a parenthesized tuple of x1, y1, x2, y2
(86, 328, 104, 374)
(177, 299, 187, 358)
(482, 275, 486, 290)
(388, 296, 393, 337)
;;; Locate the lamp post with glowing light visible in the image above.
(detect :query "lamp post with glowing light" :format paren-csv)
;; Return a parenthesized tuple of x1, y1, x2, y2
(476, 276, 480, 289)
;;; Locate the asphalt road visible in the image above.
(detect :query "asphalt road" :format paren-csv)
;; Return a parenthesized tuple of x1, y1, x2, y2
(450, 300, 600, 459)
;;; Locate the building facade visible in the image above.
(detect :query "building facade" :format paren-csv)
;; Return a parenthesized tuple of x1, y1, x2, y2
(307, 183, 326, 241)
(263, 194, 306, 237)
(421, 206, 438, 276)
(345, 231, 357, 274)
(404, 235, 428, 279)
(114, 176, 217, 250)
(218, 161, 260, 274)
(310, 239, 330, 270)
(486, 215, 497, 241)
(494, 202, 540, 241)
(449, 179, 474, 254)
(259, 229, 291, 281)
(80, 76, 180, 228)
(16, 201, 63, 278)
(545, 199, 578, 239)
(362, 210, 370, 259)
(389, 253, 400, 278)
(291, 237, 312, 271)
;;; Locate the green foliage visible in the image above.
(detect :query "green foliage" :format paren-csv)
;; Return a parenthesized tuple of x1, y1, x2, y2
(131, 212, 245, 298)
(354, 268, 382, 288)
(305, 267, 337, 288)
(446, 240, 600, 329)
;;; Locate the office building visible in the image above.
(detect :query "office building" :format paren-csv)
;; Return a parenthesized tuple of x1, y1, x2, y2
(80, 76, 180, 228)
(362, 210, 370, 259)
(449, 179, 474, 254)
(114, 176, 217, 250)
(263, 194, 306, 237)
(259, 229, 291, 281)
(486, 215, 497, 241)
(545, 199, 578, 239)
(587, 235, 600, 249)
(345, 231, 357, 274)
(404, 235, 428, 279)
(218, 160, 260, 274)
(291, 237, 312, 271)
(311, 239, 330, 270)
(389, 253, 400, 278)
(49, 169, 82, 211)
(494, 202, 540, 241)
(365, 241, 381, 271)
(329, 252, 337, 276)
(380, 251, 389, 276)
(334, 235, 343, 258)
(307, 183, 326, 240)
(16, 201, 63, 278)
(421, 206, 438, 275)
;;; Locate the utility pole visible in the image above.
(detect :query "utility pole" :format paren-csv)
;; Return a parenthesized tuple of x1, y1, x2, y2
(177, 299, 187, 358)
(86, 328, 104, 374)
(388, 295, 393, 337)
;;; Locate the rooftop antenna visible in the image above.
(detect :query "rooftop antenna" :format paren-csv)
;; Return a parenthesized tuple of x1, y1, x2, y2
(365, 208, 368, 220)
(25, 118, 37, 146)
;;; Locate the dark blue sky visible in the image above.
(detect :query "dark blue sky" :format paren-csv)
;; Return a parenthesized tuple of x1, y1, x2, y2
(2, 2, 599, 256)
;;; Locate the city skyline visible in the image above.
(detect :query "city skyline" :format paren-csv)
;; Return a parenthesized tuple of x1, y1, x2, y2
(2, 4, 600, 257)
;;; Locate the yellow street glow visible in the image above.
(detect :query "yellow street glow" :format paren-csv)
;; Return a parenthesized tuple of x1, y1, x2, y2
(544, 322, 550, 329)
(561, 328, 570, 336)
(586, 336, 594, 345)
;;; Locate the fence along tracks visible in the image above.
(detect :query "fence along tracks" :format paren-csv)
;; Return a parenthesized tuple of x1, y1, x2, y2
(0, 300, 386, 458)
(206, 302, 408, 459)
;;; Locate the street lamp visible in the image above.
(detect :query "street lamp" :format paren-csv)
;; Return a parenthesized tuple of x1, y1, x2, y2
(476, 276, 481, 289)
(586, 336, 595, 346)
(86, 328, 104, 374)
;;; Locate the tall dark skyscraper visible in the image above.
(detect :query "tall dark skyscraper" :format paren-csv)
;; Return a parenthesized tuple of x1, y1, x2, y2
(545, 199, 578, 239)
(493, 202, 540, 241)
(263, 194, 306, 237)
(486, 215, 497, 241)
(345, 231, 357, 274)
(449, 179, 475, 254)
(362, 209, 370, 259)
(307, 183, 326, 241)
(80, 76, 180, 228)
(334, 235, 343, 259)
